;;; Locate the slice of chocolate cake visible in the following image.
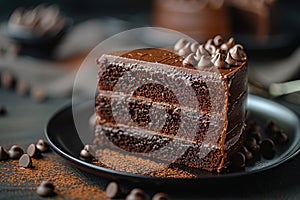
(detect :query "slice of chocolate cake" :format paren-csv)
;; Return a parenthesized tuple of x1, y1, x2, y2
(93, 35, 247, 173)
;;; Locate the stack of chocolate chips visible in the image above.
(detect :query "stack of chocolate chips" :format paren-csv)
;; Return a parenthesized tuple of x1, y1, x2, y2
(229, 120, 289, 172)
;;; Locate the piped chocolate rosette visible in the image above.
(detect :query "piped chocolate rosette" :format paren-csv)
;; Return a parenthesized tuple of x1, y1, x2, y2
(174, 35, 247, 69)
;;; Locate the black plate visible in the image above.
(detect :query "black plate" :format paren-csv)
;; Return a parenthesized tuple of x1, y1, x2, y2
(45, 95, 300, 188)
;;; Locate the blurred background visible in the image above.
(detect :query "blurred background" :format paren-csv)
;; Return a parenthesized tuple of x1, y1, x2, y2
(0, 0, 299, 108)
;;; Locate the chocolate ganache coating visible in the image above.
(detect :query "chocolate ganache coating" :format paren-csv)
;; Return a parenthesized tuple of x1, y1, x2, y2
(94, 36, 247, 172)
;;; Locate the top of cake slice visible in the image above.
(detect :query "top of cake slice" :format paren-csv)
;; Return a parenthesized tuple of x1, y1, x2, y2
(97, 35, 247, 78)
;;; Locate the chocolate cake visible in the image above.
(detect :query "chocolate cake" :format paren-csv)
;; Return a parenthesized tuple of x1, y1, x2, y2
(152, 0, 277, 41)
(93, 35, 248, 173)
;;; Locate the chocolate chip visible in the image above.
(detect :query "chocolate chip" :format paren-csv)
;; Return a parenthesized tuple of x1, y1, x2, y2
(36, 181, 56, 197)
(19, 154, 32, 168)
(126, 194, 145, 200)
(130, 188, 147, 199)
(261, 138, 275, 159)
(276, 131, 289, 144)
(249, 131, 262, 144)
(213, 35, 223, 46)
(8, 145, 24, 159)
(245, 137, 260, 154)
(36, 139, 50, 153)
(0, 146, 9, 161)
(152, 192, 169, 200)
(265, 121, 279, 135)
(246, 121, 262, 143)
(27, 144, 41, 158)
(240, 146, 255, 166)
(80, 145, 94, 162)
(229, 152, 245, 171)
(1, 71, 16, 89)
(174, 38, 188, 51)
(31, 87, 47, 102)
(0, 106, 7, 116)
(248, 121, 261, 132)
(16, 80, 29, 96)
(106, 182, 121, 198)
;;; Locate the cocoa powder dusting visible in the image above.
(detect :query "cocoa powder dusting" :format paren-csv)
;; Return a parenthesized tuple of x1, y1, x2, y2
(0, 154, 109, 199)
(93, 148, 196, 178)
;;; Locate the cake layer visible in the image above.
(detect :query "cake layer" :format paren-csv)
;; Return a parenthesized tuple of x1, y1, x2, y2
(93, 120, 246, 171)
(95, 90, 246, 144)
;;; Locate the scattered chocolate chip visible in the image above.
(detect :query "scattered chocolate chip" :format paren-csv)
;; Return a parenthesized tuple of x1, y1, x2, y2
(152, 192, 169, 200)
(126, 188, 147, 200)
(0, 106, 7, 116)
(19, 154, 32, 168)
(80, 145, 94, 162)
(244, 137, 260, 154)
(106, 182, 121, 198)
(248, 131, 262, 144)
(36, 181, 56, 197)
(0, 146, 9, 161)
(1, 71, 16, 89)
(36, 139, 50, 153)
(27, 144, 41, 158)
(261, 138, 275, 159)
(240, 146, 255, 166)
(31, 87, 47, 102)
(8, 145, 24, 159)
(83, 144, 95, 154)
(126, 194, 145, 200)
(265, 121, 289, 144)
(265, 121, 279, 135)
(275, 131, 289, 144)
(229, 152, 245, 171)
(16, 80, 29, 96)
(130, 188, 147, 199)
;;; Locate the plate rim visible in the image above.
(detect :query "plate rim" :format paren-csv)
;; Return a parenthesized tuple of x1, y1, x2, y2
(45, 94, 300, 182)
